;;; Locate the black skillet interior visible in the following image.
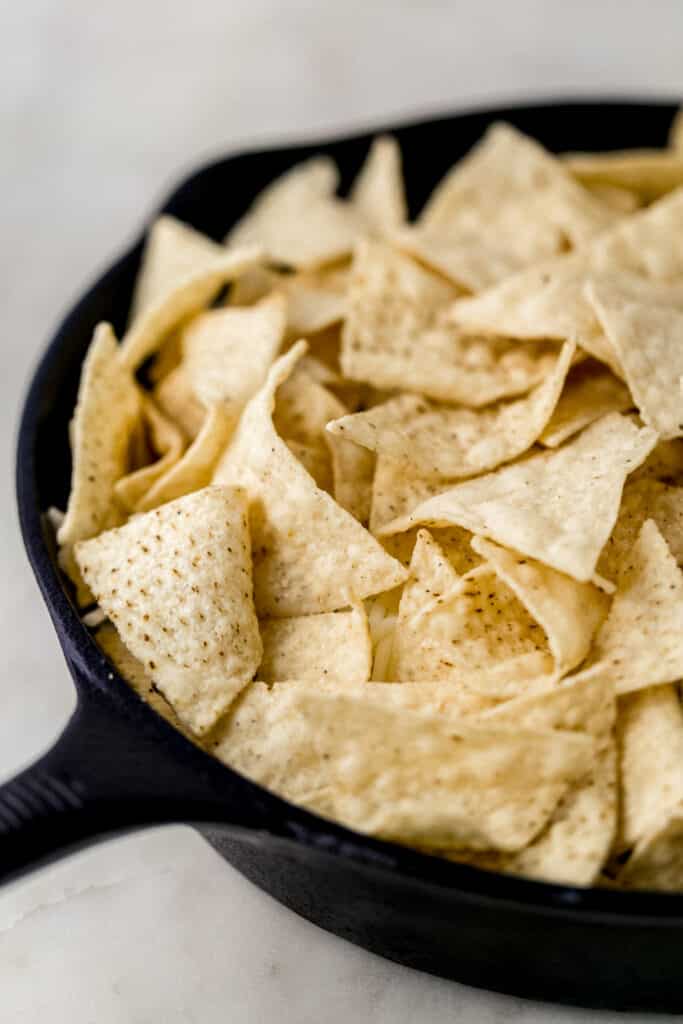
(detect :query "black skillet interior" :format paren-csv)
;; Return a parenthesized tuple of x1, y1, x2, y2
(10, 100, 683, 1011)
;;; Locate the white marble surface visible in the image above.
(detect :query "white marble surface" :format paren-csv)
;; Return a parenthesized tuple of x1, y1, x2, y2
(2, 2, 683, 1019)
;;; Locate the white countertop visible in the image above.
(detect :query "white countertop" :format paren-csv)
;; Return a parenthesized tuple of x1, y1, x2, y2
(2, 2, 682, 1019)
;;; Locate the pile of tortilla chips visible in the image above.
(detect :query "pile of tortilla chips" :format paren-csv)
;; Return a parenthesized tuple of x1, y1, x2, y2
(53, 114, 683, 890)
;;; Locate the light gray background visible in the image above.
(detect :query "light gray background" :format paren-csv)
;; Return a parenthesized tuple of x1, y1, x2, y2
(2, 2, 682, 1020)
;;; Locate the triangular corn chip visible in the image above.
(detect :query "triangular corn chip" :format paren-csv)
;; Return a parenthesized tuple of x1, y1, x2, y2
(325, 432, 375, 525)
(226, 156, 364, 270)
(153, 364, 206, 440)
(421, 123, 617, 252)
(393, 531, 555, 694)
(391, 224, 521, 292)
(212, 343, 407, 615)
(586, 183, 640, 214)
(147, 330, 183, 385)
(129, 216, 229, 322)
(380, 525, 481, 576)
(273, 361, 346, 491)
(451, 190, 683, 367)
(597, 477, 683, 584)
(618, 684, 683, 851)
(181, 293, 286, 412)
(461, 673, 617, 885)
(370, 456, 450, 535)
(329, 340, 573, 479)
(563, 150, 683, 202)
(58, 323, 140, 600)
(96, 622, 191, 739)
(539, 359, 632, 448)
(136, 403, 235, 512)
(618, 807, 683, 890)
(471, 536, 609, 677)
(340, 240, 562, 406)
(114, 397, 185, 512)
(273, 361, 345, 448)
(228, 264, 281, 307)
(214, 681, 593, 851)
(280, 267, 348, 335)
(121, 216, 262, 368)
(587, 280, 683, 439)
(285, 440, 333, 492)
(351, 135, 406, 236)
(584, 519, 683, 695)
(381, 413, 657, 583)
(671, 109, 683, 151)
(75, 486, 261, 734)
(258, 605, 371, 683)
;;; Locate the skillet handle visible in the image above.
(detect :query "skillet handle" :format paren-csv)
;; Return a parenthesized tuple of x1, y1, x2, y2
(0, 688, 268, 886)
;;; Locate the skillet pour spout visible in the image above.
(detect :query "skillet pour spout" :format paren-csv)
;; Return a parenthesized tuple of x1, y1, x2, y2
(10, 99, 683, 1012)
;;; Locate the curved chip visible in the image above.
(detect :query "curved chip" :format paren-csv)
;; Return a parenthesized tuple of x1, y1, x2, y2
(382, 413, 657, 584)
(75, 486, 261, 735)
(213, 343, 407, 615)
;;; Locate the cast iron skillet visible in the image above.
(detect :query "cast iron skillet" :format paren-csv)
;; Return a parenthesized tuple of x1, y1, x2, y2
(7, 100, 683, 1012)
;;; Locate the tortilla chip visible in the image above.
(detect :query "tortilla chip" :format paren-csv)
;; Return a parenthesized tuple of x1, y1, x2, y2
(228, 265, 281, 307)
(351, 135, 406, 236)
(341, 240, 563, 406)
(597, 477, 683, 584)
(326, 433, 375, 526)
(214, 681, 593, 851)
(181, 293, 286, 412)
(618, 804, 683, 890)
(153, 364, 209, 441)
(96, 622, 192, 739)
(75, 486, 261, 735)
(258, 605, 371, 683)
(280, 267, 348, 335)
(274, 361, 345, 448)
(58, 323, 140, 599)
(391, 224, 520, 292)
(370, 455, 445, 534)
(129, 216, 227, 323)
(421, 122, 617, 253)
(136, 403, 235, 512)
(393, 530, 555, 694)
(584, 519, 683, 696)
(114, 397, 186, 512)
(563, 150, 683, 202)
(618, 684, 683, 851)
(671, 109, 683, 152)
(450, 190, 683, 368)
(632, 439, 683, 485)
(587, 280, 683, 439)
(382, 413, 657, 583)
(586, 183, 641, 215)
(329, 340, 573, 480)
(121, 233, 262, 370)
(471, 536, 609, 677)
(285, 440, 333, 492)
(147, 330, 183, 385)
(458, 672, 617, 885)
(379, 525, 481, 577)
(539, 359, 632, 448)
(213, 343, 407, 615)
(226, 156, 364, 270)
